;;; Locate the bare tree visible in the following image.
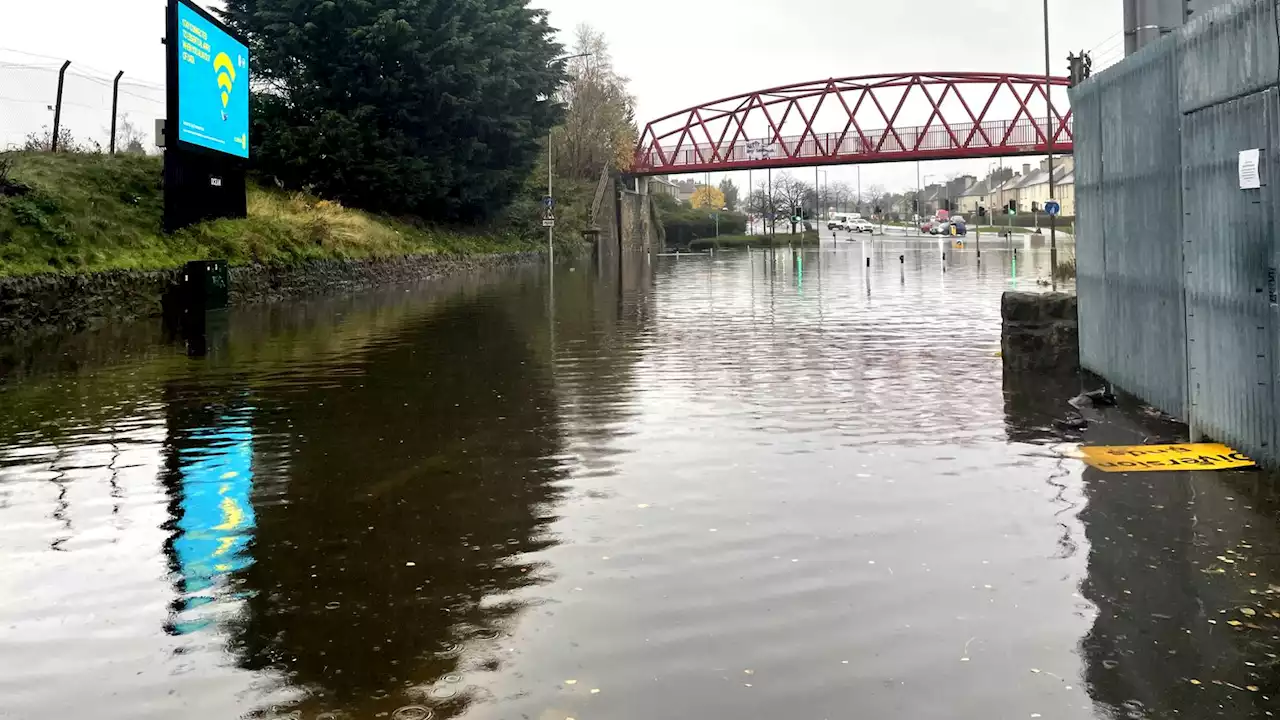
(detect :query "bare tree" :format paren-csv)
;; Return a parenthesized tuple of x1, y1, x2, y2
(747, 182, 776, 233)
(829, 181, 853, 213)
(112, 114, 148, 155)
(865, 184, 889, 215)
(771, 173, 809, 233)
(554, 25, 638, 181)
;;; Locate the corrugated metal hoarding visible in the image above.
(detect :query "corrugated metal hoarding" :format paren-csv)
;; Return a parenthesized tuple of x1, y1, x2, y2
(1072, 0, 1280, 464)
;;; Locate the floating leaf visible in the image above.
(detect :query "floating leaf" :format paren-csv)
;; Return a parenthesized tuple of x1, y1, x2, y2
(1241, 608, 1257, 617)
(1228, 620, 1243, 627)
(590, 689, 600, 694)
(1189, 679, 1202, 685)
(564, 679, 577, 685)
(1247, 685, 1260, 692)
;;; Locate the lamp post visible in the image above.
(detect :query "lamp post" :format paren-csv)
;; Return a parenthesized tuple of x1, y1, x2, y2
(547, 52, 594, 267)
(1043, 0, 1058, 286)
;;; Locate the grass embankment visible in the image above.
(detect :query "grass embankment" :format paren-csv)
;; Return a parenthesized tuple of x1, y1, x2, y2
(687, 232, 819, 251)
(0, 152, 545, 276)
(971, 224, 1075, 235)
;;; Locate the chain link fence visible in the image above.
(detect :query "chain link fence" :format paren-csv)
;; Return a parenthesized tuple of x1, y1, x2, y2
(1, 50, 165, 154)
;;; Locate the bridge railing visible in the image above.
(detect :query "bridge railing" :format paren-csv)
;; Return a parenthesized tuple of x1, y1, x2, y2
(635, 116, 1073, 172)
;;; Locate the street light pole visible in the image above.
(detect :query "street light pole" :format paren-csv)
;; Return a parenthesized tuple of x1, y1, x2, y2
(548, 128, 553, 265)
(916, 161, 922, 235)
(1043, 0, 1058, 284)
(546, 51, 594, 268)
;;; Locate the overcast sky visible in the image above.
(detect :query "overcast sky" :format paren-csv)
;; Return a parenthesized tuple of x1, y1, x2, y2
(1, 0, 1124, 194)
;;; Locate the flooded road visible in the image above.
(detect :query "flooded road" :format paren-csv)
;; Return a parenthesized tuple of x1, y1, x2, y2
(1, 240, 1277, 720)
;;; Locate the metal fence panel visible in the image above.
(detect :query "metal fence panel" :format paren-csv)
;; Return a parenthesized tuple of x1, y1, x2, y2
(1075, 0, 1280, 465)
(1085, 38, 1189, 418)
(1071, 80, 1108, 377)
(1182, 89, 1277, 460)
(1177, 0, 1280, 115)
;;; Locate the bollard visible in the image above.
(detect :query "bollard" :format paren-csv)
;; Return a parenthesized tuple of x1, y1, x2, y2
(900, 255, 904, 263)
(866, 257, 870, 268)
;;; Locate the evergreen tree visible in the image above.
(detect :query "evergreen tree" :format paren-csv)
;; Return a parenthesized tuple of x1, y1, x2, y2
(220, 0, 566, 221)
(718, 178, 739, 212)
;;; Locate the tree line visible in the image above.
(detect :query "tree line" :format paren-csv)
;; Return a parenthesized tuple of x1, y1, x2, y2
(219, 0, 636, 233)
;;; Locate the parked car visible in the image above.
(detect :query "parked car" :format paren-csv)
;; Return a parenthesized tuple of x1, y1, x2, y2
(930, 221, 951, 235)
(851, 219, 875, 233)
(920, 220, 937, 233)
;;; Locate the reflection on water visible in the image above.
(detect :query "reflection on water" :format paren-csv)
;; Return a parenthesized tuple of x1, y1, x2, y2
(168, 413, 256, 636)
(0, 242, 1276, 719)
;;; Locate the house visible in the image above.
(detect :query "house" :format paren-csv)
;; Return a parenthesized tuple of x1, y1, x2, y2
(674, 179, 698, 204)
(919, 184, 945, 215)
(944, 175, 976, 212)
(1056, 169, 1076, 216)
(647, 175, 680, 200)
(955, 179, 989, 215)
(990, 173, 1023, 213)
(1017, 157, 1075, 214)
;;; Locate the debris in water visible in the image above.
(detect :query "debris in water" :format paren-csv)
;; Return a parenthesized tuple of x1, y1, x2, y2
(1241, 608, 1257, 617)
(405, 562, 416, 567)
(564, 679, 577, 685)
(1189, 679, 1202, 685)
(590, 689, 600, 694)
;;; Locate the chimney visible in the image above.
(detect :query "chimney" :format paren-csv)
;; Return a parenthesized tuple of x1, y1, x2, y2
(1022, 163, 1031, 176)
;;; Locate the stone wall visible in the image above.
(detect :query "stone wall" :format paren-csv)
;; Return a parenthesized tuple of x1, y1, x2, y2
(0, 252, 542, 345)
(618, 189, 654, 253)
(1001, 291, 1079, 374)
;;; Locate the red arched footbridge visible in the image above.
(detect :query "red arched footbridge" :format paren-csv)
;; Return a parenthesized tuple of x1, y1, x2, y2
(631, 72, 1072, 176)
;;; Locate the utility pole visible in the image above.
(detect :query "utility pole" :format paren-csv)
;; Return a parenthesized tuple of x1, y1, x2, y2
(547, 128, 554, 266)
(1043, 0, 1058, 286)
(915, 161, 922, 236)
(857, 166, 862, 216)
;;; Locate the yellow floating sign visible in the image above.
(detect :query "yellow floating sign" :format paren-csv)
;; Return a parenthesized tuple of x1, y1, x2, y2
(1080, 443, 1255, 472)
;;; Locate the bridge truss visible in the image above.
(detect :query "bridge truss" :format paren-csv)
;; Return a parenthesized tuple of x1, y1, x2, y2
(632, 72, 1073, 176)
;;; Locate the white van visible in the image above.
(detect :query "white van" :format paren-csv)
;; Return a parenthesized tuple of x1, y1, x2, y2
(827, 212, 863, 230)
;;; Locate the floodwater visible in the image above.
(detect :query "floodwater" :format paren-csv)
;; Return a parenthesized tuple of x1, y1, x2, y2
(1, 238, 1277, 720)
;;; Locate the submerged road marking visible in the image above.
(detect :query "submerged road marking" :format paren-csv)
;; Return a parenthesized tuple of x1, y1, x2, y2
(1079, 443, 1255, 472)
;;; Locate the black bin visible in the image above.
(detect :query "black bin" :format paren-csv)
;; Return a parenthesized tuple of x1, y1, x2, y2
(182, 259, 229, 311)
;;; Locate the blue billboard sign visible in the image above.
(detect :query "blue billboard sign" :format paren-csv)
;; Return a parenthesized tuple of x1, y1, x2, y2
(176, 1, 249, 158)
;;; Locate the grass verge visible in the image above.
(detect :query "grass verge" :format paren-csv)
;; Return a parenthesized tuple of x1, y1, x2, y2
(0, 151, 547, 276)
(687, 232, 819, 251)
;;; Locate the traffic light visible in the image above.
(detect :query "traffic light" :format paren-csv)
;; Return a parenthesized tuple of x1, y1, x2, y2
(1008, 200, 1018, 214)
(978, 206, 986, 218)
(1031, 201, 1040, 213)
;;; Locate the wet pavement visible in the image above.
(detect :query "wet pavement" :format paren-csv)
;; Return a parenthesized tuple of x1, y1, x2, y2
(0, 241, 1277, 720)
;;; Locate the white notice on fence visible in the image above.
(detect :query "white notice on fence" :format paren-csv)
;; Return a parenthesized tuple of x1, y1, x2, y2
(1239, 148, 1261, 189)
